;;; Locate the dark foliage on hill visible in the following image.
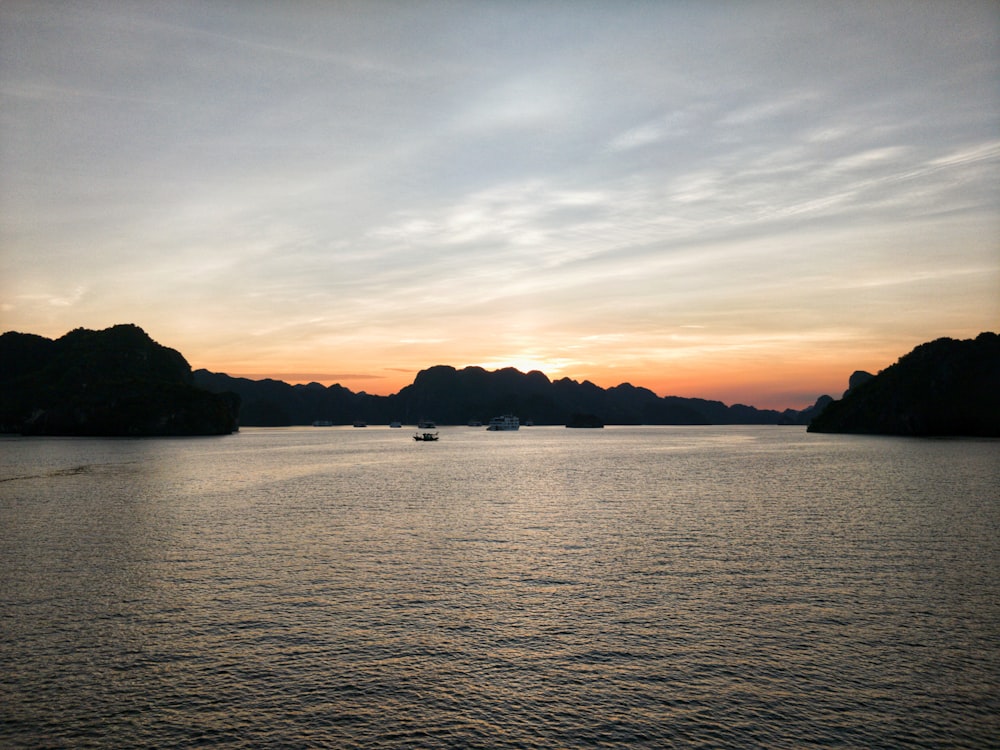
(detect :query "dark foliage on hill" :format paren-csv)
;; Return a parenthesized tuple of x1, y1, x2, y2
(195, 363, 811, 426)
(0, 324, 240, 436)
(808, 332, 1000, 436)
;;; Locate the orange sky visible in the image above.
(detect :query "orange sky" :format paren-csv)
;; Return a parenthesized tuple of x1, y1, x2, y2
(193, 321, 988, 411)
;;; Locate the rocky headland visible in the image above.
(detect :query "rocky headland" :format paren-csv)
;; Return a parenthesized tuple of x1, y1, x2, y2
(808, 332, 999, 437)
(0, 324, 240, 436)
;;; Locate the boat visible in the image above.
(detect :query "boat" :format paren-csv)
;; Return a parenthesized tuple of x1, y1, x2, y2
(389, 421, 403, 428)
(353, 420, 367, 428)
(413, 432, 439, 441)
(418, 419, 436, 429)
(312, 420, 333, 427)
(467, 420, 483, 427)
(486, 414, 519, 431)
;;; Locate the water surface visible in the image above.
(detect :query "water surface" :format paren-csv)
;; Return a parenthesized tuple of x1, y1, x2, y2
(2, 426, 997, 748)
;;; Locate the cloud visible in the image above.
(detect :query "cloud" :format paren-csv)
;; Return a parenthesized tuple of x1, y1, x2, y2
(716, 90, 821, 128)
(1, 1, 997, 405)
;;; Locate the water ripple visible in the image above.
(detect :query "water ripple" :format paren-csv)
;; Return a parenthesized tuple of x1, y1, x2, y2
(1, 428, 998, 748)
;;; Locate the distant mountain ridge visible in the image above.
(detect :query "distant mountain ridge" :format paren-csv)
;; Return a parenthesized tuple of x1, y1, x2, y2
(193, 363, 820, 427)
(808, 332, 1000, 436)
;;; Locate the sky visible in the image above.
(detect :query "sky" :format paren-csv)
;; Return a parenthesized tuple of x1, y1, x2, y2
(1, 1, 998, 409)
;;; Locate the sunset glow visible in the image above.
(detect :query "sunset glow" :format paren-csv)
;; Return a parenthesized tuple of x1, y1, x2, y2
(2, 1, 997, 411)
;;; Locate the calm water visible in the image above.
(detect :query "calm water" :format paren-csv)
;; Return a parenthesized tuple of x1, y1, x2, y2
(1, 426, 998, 748)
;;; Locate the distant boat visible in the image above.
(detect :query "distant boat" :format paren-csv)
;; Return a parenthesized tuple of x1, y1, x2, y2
(467, 420, 483, 427)
(418, 419, 436, 429)
(353, 421, 367, 428)
(389, 421, 403, 428)
(486, 414, 519, 431)
(566, 413, 604, 428)
(312, 420, 333, 427)
(413, 431, 439, 441)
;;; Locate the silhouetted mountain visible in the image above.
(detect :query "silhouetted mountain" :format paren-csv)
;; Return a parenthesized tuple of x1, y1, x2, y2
(846, 370, 875, 396)
(808, 332, 1000, 436)
(193, 369, 377, 427)
(195, 363, 807, 427)
(785, 395, 834, 425)
(0, 324, 239, 436)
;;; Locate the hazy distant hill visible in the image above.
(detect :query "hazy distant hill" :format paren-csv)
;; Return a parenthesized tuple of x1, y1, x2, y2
(0, 324, 240, 436)
(194, 363, 815, 427)
(193, 370, 377, 427)
(808, 332, 1000, 437)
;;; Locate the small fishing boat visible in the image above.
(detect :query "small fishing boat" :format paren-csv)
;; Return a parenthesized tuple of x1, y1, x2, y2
(413, 432, 439, 441)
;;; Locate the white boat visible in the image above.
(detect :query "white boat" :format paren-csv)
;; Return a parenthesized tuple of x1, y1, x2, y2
(486, 414, 519, 431)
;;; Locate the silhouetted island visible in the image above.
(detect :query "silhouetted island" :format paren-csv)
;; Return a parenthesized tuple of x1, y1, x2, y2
(808, 332, 1000, 437)
(566, 413, 605, 428)
(9, 324, 992, 436)
(194, 362, 824, 427)
(0, 324, 240, 436)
